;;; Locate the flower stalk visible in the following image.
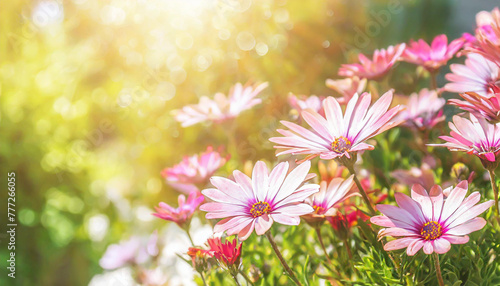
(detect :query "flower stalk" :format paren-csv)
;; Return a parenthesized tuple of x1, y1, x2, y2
(231, 273, 242, 286)
(314, 226, 332, 264)
(432, 253, 445, 286)
(487, 169, 499, 216)
(239, 269, 255, 286)
(345, 164, 376, 215)
(265, 232, 302, 286)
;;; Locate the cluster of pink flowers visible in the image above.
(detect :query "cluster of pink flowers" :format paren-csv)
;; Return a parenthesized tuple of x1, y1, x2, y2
(99, 7, 500, 286)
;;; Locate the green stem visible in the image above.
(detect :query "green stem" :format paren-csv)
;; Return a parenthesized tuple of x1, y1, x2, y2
(488, 169, 499, 216)
(231, 273, 242, 286)
(265, 232, 302, 286)
(186, 230, 195, 247)
(239, 269, 255, 286)
(346, 166, 376, 215)
(315, 226, 332, 264)
(343, 238, 353, 260)
(430, 71, 438, 90)
(432, 253, 444, 286)
(200, 271, 208, 286)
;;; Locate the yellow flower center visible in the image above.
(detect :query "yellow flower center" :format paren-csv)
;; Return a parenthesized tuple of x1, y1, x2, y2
(313, 205, 324, 214)
(331, 136, 352, 153)
(250, 201, 270, 218)
(420, 221, 442, 240)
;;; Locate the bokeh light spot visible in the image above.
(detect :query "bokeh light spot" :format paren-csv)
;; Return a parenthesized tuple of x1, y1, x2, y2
(237, 31, 256, 51)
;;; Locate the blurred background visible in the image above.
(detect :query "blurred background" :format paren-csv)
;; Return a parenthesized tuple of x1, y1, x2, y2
(0, 0, 498, 285)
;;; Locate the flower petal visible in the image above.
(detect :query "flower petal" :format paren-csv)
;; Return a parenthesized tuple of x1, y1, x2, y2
(271, 214, 300, 225)
(439, 181, 468, 222)
(407, 239, 425, 256)
(255, 214, 274, 235)
(442, 234, 469, 244)
(252, 161, 270, 202)
(384, 237, 416, 251)
(432, 238, 451, 254)
(272, 161, 311, 204)
(446, 217, 487, 235)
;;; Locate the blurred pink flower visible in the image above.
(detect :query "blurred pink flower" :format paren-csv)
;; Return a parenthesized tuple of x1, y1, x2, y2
(162, 146, 227, 194)
(338, 44, 405, 80)
(371, 181, 493, 255)
(288, 93, 325, 116)
(270, 91, 403, 161)
(445, 53, 500, 97)
(466, 8, 500, 66)
(430, 114, 500, 166)
(448, 91, 500, 122)
(153, 191, 204, 229)
(398, 89, 445, 130)
(302, 175, 356, 224)
(200, 161, 319, 240)
(173, 82, 268, 127)
(402, 35, 464, 72)
(100, 231, 158, 270)
(325, 77, 367, 105)
(391, 163, 436, 191)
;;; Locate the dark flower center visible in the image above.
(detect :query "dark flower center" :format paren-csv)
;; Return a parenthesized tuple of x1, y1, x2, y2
(420, 221, 442, 240)
(313, 205, 325, 214)
(250, 201, 270, 218)
(331, 136, 352, 153)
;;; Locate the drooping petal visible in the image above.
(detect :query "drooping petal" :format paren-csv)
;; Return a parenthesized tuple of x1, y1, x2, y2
(432, 238, 451, 254)
(255, 214, 274, 235)
(407, 239, 425, 256)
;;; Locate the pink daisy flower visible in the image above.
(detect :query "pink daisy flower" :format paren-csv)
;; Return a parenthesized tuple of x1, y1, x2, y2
(466, 8, 500, 66)
(448, 91, 500, 122)
(173, 82, 268, 127)
(445, 53, 500, 97)
(325, 76, 367, 105)
(162, 146, 227, 194)
(371, 181, 493, 255)
(200, 161, 319, 240)
(430, 114, 500, 166)
(338, 44, 406, 80)
(402, 35, 465, 73)
(302, 175, 357, 224)
(463, 10, 499, 48)
(288, 93, 325, 116)
(398, 89, 445, 130)
(153, 191, 204, 229)
(269, 91, 403, 161)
